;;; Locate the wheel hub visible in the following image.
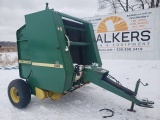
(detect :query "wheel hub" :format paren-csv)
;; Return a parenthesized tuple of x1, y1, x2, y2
(10, 87, 20, 103)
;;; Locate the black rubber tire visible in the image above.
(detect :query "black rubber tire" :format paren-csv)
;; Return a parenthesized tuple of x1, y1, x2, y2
(8, 79, 31, 109)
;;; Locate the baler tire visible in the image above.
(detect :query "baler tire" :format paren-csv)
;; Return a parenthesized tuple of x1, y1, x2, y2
(8, 79, 31, 109)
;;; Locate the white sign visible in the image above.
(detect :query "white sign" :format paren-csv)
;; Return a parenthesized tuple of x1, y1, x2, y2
(84, 9, 155, 52)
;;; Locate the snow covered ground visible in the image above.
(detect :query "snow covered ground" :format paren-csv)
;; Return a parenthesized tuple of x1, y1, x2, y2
(0, 52, 18, 68)
(0, 59, 160, 120)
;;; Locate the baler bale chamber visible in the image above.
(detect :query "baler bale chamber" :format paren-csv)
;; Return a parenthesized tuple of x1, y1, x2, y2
(8, 4, 154, 110)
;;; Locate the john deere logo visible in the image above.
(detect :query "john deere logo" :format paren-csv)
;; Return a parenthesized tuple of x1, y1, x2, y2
(97, 16, 128, 33)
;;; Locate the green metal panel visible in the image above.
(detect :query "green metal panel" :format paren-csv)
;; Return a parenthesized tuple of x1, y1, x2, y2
(25, 9, 67, 93)
(52, 11, 75, 91)
(16, 25, 31, 79)
(82, 23, 102, 66)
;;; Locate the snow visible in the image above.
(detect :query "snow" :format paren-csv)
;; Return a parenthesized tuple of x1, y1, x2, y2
(0, 52, 18, 68)
(0, 59, 160, 120)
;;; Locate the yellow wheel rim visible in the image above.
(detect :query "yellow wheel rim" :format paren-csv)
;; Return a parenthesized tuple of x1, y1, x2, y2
(10, 87, 20, 103)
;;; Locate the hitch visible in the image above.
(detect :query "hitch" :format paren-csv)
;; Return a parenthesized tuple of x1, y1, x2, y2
(127, 79, 154, 112)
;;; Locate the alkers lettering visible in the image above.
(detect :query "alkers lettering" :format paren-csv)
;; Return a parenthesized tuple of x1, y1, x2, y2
(96, 30, 150, 43)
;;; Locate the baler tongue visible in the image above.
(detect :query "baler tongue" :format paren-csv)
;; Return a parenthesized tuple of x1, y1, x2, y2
(83, 66, 154, 111)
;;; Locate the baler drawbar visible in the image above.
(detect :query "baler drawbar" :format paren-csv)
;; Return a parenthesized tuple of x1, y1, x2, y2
(8, 3, 154, 110)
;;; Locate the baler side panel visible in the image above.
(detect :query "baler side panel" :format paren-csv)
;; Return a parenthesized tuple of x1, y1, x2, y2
(16, 25, 31, 79)
(84, 23, 102, 67)
(52, 11, 75, 91)
(25, 10, 66, 94)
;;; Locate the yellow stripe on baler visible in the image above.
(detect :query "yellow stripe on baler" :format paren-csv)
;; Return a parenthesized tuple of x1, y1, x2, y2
(19, 60, 63, 68)
(32, 62, 63, 68)
(19, 60, 31, 64)
(32, 62, 54, 67)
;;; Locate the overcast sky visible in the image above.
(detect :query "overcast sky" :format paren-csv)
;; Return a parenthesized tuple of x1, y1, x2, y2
(0, 0, 100, 42)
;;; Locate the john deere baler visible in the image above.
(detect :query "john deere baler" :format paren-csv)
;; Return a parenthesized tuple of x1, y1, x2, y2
(8, 4, 154, 110)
